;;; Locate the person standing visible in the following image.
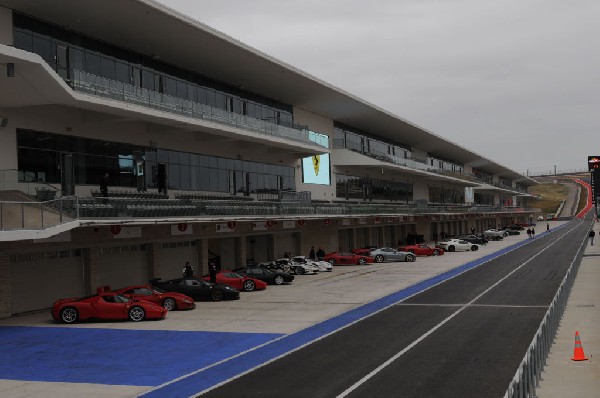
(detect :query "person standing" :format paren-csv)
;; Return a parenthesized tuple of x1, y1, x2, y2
(309, 246, 316, 261)
(209, 261, 217, 283)
(526, 228, 532, 239)
(316, 247, 325, 261)
(100, 172, 109, 204)
(531, 227, 535, 239)
(183, 262, 193, 277)
(589, 229, 595, 245)
(546, 223, 550, 231)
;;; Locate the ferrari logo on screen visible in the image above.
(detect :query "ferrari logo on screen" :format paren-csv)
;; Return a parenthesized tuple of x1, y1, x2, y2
(588, 156, 600, 171)
(312, 155, 320, 176)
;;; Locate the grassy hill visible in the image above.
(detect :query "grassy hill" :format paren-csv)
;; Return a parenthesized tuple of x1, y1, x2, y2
(529, 182, 570, 214)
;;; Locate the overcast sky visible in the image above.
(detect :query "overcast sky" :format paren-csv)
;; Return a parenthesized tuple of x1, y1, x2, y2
(157, 0, 599, 175)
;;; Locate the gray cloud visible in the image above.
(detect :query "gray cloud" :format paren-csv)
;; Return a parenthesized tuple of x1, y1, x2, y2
(158, 0, 600, 174)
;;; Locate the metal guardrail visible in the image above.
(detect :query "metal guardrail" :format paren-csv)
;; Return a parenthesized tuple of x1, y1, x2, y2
(503, 224, 586, 398)
(70, 69, 329, 149)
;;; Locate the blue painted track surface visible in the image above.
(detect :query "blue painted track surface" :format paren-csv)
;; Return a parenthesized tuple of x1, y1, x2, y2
(0, 327, 281, 385)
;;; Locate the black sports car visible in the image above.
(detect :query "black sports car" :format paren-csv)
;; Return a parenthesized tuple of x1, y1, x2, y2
(233, 266, 294, 285)
(150, 277, 240, 301)
(459, 235, 489, 245)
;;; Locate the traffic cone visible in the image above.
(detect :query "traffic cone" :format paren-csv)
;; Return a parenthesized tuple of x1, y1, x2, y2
(571, 331, 588, 361)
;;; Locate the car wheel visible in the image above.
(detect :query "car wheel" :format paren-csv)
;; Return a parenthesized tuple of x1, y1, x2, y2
(274, 275, 284, 285)
(432, 250, 440, 256)
(375, 254, 384, 263)
(243, 280, 256, 292)
(406, 254, 416, 262)
(358, 257, 367, 265)
(295, 266, 305, 275)
(60, 307, 78, 324)
(471, 245, 479, 251)
(211, 289, 224, 301)
(448, 246, 455, 252)
(128, 306, 145, 322)
(328, 259, 336, 266)
(162, 298, 176, 311)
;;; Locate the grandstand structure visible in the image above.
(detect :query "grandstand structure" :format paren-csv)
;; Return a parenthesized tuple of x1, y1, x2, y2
(0, 0, 538, 316)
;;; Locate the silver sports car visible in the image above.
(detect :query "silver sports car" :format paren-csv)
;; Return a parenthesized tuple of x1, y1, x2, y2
(369, 247, 416, 263)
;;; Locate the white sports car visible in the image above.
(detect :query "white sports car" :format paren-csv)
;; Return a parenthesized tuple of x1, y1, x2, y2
(292, 256, 333, 272)
(436, 239, 480, 252)
(275, 258, 318, 275)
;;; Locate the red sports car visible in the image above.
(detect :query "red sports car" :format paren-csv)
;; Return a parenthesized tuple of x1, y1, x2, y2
(115, 284, 195, 311)
(51, 292, 167, 324)
(202, 270, 267, 292)
(398, 244, 444, 256)
(351, 248, 373, 256)
(323, 251, 375, 265)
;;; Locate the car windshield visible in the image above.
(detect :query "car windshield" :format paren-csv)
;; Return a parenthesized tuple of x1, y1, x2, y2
(151, 286, 166, 294)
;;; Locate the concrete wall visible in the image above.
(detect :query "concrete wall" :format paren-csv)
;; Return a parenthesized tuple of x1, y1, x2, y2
(0, 7, 13, 46)
(0, 127, 17, 171)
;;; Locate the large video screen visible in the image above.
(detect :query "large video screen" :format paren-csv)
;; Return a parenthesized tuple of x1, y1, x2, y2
(302, 154, 330, 185)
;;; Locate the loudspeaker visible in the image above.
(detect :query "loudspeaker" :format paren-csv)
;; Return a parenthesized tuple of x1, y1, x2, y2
(6, 63, 14, 78)
(0, 118, 7, 127)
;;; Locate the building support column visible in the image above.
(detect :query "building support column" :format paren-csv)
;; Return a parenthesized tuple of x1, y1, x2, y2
(235, 236, 247, 267)
(0, 254, 11, 318)
(83, 247, 100, 295)
(196, 238, 208, 275)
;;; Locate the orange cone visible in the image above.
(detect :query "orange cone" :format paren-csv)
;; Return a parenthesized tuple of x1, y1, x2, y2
(571, 331, 588, 361)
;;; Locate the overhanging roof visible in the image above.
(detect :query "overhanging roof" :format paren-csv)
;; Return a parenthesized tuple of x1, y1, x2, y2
(0, 0, 536, 184)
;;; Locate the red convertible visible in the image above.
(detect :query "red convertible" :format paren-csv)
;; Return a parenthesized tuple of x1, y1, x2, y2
(52, 292, 167, 324)
(115, 284, 195, 311)
(323, 251, 375, 265)
(202, 270, 267, 292)
(398, 244, 444, 256)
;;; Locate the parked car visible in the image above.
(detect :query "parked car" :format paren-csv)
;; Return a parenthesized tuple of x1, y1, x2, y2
(398, 244, 444, 256)
(277, 258, 319, 275)
(500, 227, 521, 236)
(150, 277, 240, 301)
(369, 247, 416, 263)
(233, 266, 294, 285)
(484, 229, 508, 240)
(52, 292, 167, 324)
(323, 251, 375, 265)
(201, 270, 268, 292)
(258, 259, 292, 273)
(458, 235, 488, 245)
(291, 255, 333, 272)
(351, 246, 378, 255)
(115, 284, 195, 311)
(436, 239, 480, 252)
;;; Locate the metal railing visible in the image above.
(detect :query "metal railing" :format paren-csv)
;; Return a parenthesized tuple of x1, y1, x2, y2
(0, 196, 77, 230)
(70, 69, 329, 149)
(503, 224, 586, 398)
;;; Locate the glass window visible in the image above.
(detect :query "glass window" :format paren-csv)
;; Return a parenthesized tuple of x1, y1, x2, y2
(164, 76, 177, 96)
(69, 47, 85, 71)
(231, 97, 243, 114)
(215, 92, 227, 110)
(115, 61, 130, 83)
(32, 34, 53, 62)
(209, 168, 219, 191)
(198, 167, 210, 190)
(141, 69, 155, 91)
(176, 80, 188, 99)
(14, 29, 33, 52)
(85, 51, 102, 76)
(100, 56, 116, 79)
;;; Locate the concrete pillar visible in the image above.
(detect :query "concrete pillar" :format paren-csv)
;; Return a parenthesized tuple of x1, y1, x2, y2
(83, 247, 100, 295)
(235, 236, 247, 267)
(0, 253, 11, 318)
(147, 242, 159, 279)
(196, 238, 208, 275)
(0, 6, 13, 46)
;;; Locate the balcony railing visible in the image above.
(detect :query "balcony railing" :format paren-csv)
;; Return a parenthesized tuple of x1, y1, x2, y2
(0, 195, 537, 232)
(69, 69, 329, 149)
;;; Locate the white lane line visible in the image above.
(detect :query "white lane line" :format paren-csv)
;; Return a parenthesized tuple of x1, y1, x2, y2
(336, 223, 579, 398)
